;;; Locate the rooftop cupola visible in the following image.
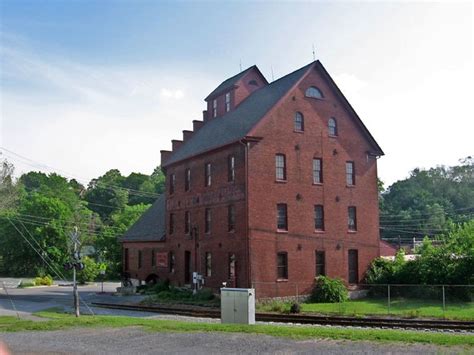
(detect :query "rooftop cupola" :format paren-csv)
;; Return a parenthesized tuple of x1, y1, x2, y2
(204, 65, 268, 120)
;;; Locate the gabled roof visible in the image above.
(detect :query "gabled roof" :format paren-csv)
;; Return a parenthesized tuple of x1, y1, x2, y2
(164, 60, 383, 167)
(120, 194, 166, 242)
(165, 62, 314, 167)
(204, 65, 267, 101)
(316, 62, 384, 156)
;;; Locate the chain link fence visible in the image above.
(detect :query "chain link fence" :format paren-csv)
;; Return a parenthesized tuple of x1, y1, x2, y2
(251, 281, 474, 319)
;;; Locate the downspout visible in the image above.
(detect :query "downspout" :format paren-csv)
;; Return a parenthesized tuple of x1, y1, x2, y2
(239, 139, 251, 288)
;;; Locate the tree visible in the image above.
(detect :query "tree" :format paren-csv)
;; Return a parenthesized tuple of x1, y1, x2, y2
(0, 159, 19, 211)
(84, 169, 128, 221)
(380, 157, 474, 240)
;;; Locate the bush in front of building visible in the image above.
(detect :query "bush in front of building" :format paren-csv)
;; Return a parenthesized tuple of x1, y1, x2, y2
(34, 275, 53, 286)
(310, 276, 348, 303)
(290, 302, 301, 314)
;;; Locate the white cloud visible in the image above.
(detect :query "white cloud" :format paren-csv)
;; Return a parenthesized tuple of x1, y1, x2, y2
(159, 88, 184, 100)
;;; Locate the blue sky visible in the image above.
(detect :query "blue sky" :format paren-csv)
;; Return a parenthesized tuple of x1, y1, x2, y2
(1, 1, 472, 186)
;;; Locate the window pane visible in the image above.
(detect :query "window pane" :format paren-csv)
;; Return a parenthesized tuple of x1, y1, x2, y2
(185, 211, 190, 234)
(305, 86, 324, 99)
(313, 158, 322, 184)
(348, 206, 357, 231)
(205, 252, 212, 277)
(275, 154, 286, 180)
(185, 168, 190, 191)
(205, 208, 211, 233)
(314, 205, 324, 230)
(205, 163, 212, 186)
(169, 174, 175, 194)
(294, 112, 304, 131)
(316, 251, 325, 276)
(328, 118, 337, 136)
(277, 204, 288, 230)
(277, 253, 288, 279)
(228, 155, 235, 182)
(169, 213, 175, 234)
(346, 162, 355, 185)
(228, 205, 235, 232)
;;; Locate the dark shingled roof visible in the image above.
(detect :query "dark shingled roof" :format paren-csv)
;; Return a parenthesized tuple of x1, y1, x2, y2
(165, 62, 314, 167)
(120, 194, 166, 242)
(205, 65, 258, 100)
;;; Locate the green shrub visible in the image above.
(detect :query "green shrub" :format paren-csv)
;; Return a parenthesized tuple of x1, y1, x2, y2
(77, 257, 100, 284)
(194, 288, 214, 301)
(310, 276, 348, 303)
(290, 302, 301, 314)
(34, 275, 53, 286)
(257, 300, 291, 313)
(19, 281, 36, 288)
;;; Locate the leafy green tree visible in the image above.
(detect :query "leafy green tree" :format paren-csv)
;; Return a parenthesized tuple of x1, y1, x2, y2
(96, 203, 150, 277)
(84, 169, 128, 221)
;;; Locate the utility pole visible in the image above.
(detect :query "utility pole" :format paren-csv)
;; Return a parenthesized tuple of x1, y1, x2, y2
(65, 227, 83, 317)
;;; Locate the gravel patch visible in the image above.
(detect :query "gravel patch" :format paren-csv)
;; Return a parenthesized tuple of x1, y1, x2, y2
(0, 328, 467, 354)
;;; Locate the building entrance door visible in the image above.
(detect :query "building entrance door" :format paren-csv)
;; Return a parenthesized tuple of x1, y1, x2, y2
(348, 249, 359, 284)
(184, 251, 191, 284)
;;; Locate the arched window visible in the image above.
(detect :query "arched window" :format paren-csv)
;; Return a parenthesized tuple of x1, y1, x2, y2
(328, 118, 337, 136)
(305, 86, 324, 99)
(294, 112, 304, 131)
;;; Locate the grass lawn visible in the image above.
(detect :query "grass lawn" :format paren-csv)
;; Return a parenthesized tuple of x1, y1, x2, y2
(0, 311, 472, 348)
(258, 298, 474, 320)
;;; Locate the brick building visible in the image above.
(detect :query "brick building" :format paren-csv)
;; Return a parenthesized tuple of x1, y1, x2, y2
(121, 60, 384, 298)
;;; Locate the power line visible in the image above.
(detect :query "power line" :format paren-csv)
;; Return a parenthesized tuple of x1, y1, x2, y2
(7, 218, 95, 315)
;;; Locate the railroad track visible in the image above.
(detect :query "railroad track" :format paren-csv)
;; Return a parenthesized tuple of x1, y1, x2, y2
(91, 302, 474, 332)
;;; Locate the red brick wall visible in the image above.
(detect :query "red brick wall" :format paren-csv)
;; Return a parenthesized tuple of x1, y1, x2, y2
(247, 65, 380, 297)
(234, 70, 266, 107)
(128, 143, 251, 289)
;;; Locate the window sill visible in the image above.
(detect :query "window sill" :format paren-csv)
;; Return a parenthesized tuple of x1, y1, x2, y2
(314, 230, 325, 233)
(228, 230, 235, 234)
(305, 96, 325, 101)
(347, 230, 357, 234)
(293, 130, 304, 134)
(275, 179, 287, 184)
(346, 184, 356, 188)
(276, 229, 288, 234)
(276, 278, 288, 282)
(312, 182, 323, 186)
(328, 134, 338, 138)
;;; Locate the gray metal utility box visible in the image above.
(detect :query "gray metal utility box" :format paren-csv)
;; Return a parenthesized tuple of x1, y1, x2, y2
(220, 288, 255, 324)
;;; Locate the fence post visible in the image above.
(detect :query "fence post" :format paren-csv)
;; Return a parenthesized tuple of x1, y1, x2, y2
(442, 285, 446, 315)
(387, 284, 391, 315)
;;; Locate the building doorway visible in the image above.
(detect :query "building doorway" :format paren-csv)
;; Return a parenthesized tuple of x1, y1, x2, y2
(348, 249, 359, 284)
(184, 251, 191, 284)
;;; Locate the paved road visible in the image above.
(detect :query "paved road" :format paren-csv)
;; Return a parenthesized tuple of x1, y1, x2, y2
(0, 281, 147, 317)
(0, 328, 464, 355)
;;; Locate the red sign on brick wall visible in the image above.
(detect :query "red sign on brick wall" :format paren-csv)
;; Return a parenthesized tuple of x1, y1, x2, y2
(156, 252, 168, 268)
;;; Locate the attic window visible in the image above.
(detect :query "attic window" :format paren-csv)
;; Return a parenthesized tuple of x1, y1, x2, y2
(248, 80, 259, 87)
(305, 86, 324, 99)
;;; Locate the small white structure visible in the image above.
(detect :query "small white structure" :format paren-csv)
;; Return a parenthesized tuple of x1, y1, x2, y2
(220, 288, 255, 324)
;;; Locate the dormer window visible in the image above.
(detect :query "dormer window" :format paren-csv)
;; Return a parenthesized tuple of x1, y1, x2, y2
(305, 86, 324, 99)
(225, 92, 231, 112)
(212, 99, 217, 118)
(248, 80, 259, 87)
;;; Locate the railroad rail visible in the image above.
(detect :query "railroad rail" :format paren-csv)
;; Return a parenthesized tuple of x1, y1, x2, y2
(91, 302, 474, 332)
